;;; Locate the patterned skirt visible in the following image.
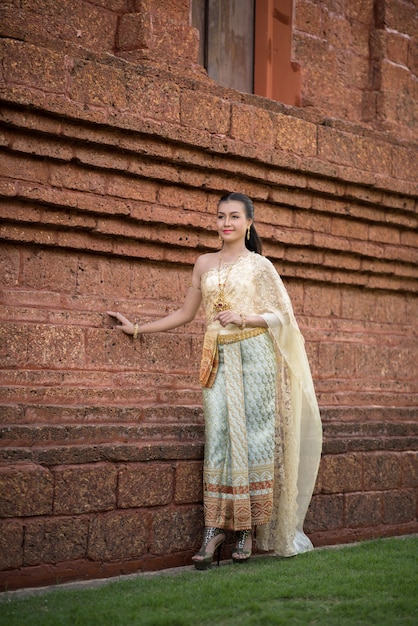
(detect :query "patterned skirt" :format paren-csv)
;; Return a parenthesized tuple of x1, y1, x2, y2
(202, 330, 277, 530)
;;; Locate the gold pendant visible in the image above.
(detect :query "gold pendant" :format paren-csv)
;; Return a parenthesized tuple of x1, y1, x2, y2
(213, 290, 230, 313)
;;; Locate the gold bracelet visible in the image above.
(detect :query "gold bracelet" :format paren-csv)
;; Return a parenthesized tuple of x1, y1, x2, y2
(133, 323, 140, 339)
(239, 314, 246, 330)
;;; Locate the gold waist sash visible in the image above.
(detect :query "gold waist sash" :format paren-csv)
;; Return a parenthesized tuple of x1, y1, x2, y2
(200, 327, 268, 388)
(218, 327, 268, 345)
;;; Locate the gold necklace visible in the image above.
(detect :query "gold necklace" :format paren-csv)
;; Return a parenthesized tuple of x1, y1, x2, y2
(212, 252, 242, 314)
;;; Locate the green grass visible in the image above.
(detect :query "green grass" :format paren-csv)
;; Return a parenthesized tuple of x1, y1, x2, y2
(0, 536, 417, 625)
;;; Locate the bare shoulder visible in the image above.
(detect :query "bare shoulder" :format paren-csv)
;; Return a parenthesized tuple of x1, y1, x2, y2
(194, 252, 220, 276)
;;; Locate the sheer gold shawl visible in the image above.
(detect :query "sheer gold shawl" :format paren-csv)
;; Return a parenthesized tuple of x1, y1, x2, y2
(200, 252, 322, 556)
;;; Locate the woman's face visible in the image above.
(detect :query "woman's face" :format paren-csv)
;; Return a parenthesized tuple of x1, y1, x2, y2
(216, 200, 251, 244)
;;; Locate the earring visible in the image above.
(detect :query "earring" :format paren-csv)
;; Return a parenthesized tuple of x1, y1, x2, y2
(246, 225, 251, 240)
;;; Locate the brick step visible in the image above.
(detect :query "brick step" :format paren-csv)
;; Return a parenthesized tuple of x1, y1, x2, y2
(0, 386, 203, 408)
(0, 421, 417, 466)
(1, 417, 417, 446)
(0, 438, 204, 465)
(0, 422, 205, 446)
(0, 403, 204, 424)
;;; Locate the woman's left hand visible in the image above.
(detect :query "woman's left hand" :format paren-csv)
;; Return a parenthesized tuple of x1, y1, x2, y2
(214, 310, 242, 327)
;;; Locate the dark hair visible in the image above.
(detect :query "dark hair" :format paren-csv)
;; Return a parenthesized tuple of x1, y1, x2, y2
(218, 192, 263, 254)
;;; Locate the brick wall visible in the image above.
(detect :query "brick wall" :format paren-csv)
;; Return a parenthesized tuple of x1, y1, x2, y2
(294, 0, 418, 141)
(0, 0, 417, 590)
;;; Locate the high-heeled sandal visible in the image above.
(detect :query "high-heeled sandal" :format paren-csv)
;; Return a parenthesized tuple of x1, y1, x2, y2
(232, 529, 252, 563)
(192, 527, 226, 570)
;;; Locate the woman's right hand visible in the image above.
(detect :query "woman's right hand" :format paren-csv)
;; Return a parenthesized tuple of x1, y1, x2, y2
(107, 311, 135, 336)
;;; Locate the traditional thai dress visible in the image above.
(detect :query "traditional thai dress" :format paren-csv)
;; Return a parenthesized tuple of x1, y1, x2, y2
(199, 252, 322, 557)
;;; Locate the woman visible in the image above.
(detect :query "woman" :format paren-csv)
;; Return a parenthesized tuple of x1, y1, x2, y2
(108, 192, 322, 569)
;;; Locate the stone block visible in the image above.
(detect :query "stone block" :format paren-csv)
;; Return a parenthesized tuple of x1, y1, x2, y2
(382, 490, 416, 524)
(118, 463, 174, 508)
(401, 452, 418, 488)
(116, 12, 152, 51)
(304, 494, 344, 532)
(11, 133, 73, 161)
(75, 255, 132, 298)
(322, 12, 353, 48)
(345, 492, 382, 527)
(295, 0, 322, 37)
(174, 462, 203, 504)
(320, 454, 362, 494)
(25, 324, 85, 369)
(385, 0, 417, 38)
(230, 104, 274, 146)
(181, 90, 230, 135)
(384, 31, 410, 67)
(1, 152, 49, 185)
(0, 520, 23, 569)
(0, 465, 53, 517)
(345, 0, 374, 24)
(88, 511, 148, 560)
(0, 244, 20, 286)
(24, 517, 88, 566)
(391, 146, 418, 183)
(0, 39, 66, 93)
(303, 284, 341, 318)
(107, 175, 158, 203)
(20, 248, 78, 292)
(331, 216, 368, 241)
(318, 341, 356, 378)
(69, 59, 127, 109)
(54, 465, 117, 514)
(369, 224, 401, 245)
(126, 75, 181, 124)
(151, 505, 203, 554)
(49, 162, 106, 194)
(275, 114, 317, 157)
(158, 186, 207, 211)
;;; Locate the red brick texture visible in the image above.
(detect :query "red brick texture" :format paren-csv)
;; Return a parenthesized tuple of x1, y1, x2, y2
(0, 0, 417, 590)
(294, 0, 418, 141)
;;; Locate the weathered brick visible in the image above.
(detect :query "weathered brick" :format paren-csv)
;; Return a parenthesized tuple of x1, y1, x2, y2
(69, 59, 127, 109)
(88, 511, 148, 560)
(384, 31, 410, 67)
(0, 520, 23, 569)
(126, 75, 181, 124)
(116, 11, 152, 51)
(75, 255, 132, 298)
(345, 492, 382, 528)
(20, 248, 78, 292)
(304, 494, 344, 532)
(303, 284, 341, 318)
(118, 463, 174, 508)
(107, 175, 158, 203)
(54, 465, 117, 514)
(0, 244, 20, 286)
(382, 490, 416, 525)
(181, 91, 230, 135)
(295, 0, 322, 37)
(401, 452, 418, 488)
(49, 162, 107, 194)
(174, 462, 203, 504)
(26, 324, 85, 368)
(0, 39, 66, 93)
(0, 465, 53, 517)
(275, 113, 317, 157)
(158, 186, 207, 211)
(318, 341, 356, 378)
(320, 454, 362, 494)
(385, 0, 417, 38)
(230, 104, 274, 146)
(24, 517, 89, 565)
(151, 505, 203, 555)
(0, 152, 49, 184)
